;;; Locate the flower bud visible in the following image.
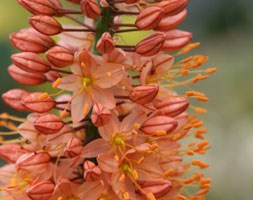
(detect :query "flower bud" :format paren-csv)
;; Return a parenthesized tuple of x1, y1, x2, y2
(154, 9, 187, 31)
(10, 28, 55, 53)
(64, 137, 83, 158)
(83, 160, 101, 181)
(34, 114, 64, 134)
(135, 32, 166, 56)
(96, 32, 115, 54)
(2, 89, 29, 112)
(46, 46, 74, 68)
(161, 30, 192, 51)
(29, 15, 63, 36)
(91, 103, 111, 127)
(124, 0, 139, 4)
(129, 84, 159, 104)
(135, 6, 164, 30)
(11, 52, 51, 73)
(140, 180, 172, 198)
(18, 0, 61, 16)
(21, 92, 56, 113)
(154, 97, 189, 117)
(16, 152, 51, 175)
(45, 71, 61, 82)
(67, 0, 81, 4)
(141, 115, 178, 136)
(81, 0, 101, 19)
(0, 144, 26, 163)
(158, 0, 188, 15)
(8, 64, 46, 85)
(26, 181, 55, 200)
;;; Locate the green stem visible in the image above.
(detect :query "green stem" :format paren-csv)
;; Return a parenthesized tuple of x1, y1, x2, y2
(93, 7, 113, 55)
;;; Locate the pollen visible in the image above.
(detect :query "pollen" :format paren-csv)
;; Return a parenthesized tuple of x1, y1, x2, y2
(164, 168, 175, 177)
(154, 130, 167, 136)
(107, 72, 112, 77)
(147, 192, 156, 200)
(123, 192, 129, 200)
(52, 77, 62, 88)
(83, 103, 90, 116)
(39, 92, 49, 100)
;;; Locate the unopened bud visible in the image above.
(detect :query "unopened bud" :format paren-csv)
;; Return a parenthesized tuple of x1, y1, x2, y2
(67, 0, 81, 4)
(21, 92, 56, 113)
(83, 160, 101, 181)
(154, 9, 187, 31)
(26, 181, 55, 200)
(64, 137, 83, 158)
(161, 30, 192, 51)
(135, 6, 164, 30)
(29, 15, 63, 36)
(10, 28, 55, 53)
(46, 46, 74, 68)
(16, 152, 51, 175)
(141, 115, 178, 136)
(158, 0, 188, 15)
(91, 103, 111, 127)
(18, 0, 61, 16)
(11, 52, 51, 73)
(129, 84, 159, 104)
(139, 180, 172, 198)
(135, 32, 166, 56)
(34, 114, 64, 134)
(2, 89, 29, 112)
(96, 32, 115, 54)
(81, 0, 101, 19)
(8, 64, 46, 85)
(154, 97, 189, 117)
(0, 144, 26, 163)
(124, 0, 139, 4)
(45, 71, 61, 82)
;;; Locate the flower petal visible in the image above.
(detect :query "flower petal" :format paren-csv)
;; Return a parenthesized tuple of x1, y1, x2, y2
(90, 87, 115, 109)
(58, 75, 80, 91)
(92, 63, 124, 88)
(83, 138, 111, 158)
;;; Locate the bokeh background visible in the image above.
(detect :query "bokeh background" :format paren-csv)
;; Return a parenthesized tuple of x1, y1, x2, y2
(1, 0, 253, 199)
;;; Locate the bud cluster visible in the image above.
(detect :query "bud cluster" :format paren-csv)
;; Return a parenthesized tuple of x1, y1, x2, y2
(0, 0, 215, 200)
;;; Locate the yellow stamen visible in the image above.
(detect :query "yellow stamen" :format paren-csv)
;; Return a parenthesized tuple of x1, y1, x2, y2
(83, 103, 90, 116)
(39, 92, 49, 100)
(164, 168, 174, 177)
(146, 192, 156, 200)
(60, 110, 69, 118)
(195, 107, 208, 114)
(119, 174, 125, 182)
(52, 77, 62, 88)
(134, 123, 141, 129)
(154, 130, 167, 136)
(205, 67, 216, 74)
(123, 192, 129, 200)
(107, 72, 112, 77)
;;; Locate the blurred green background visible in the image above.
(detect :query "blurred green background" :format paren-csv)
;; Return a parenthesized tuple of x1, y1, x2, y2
(1, 1, 253, 199)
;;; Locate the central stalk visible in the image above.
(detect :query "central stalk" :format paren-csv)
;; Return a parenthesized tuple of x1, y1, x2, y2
(93, 7, 113, 55)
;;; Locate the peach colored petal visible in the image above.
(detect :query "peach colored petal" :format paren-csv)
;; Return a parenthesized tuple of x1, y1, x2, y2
(78, 181, 104, 199)
(120, 110, 146, 132)
(92, 63, 124, 88)
(83, 138, 111, 158)
(58, 75, 80, 91)
(90, 87, 115, 109)
(97, 153, 118, 173)
(71, 89, 92, 124)
(152, 54, 174, 75)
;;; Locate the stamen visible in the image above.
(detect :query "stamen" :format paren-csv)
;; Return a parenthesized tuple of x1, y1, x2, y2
(0, 113, 25, 122)
(52, 77, 62, 88)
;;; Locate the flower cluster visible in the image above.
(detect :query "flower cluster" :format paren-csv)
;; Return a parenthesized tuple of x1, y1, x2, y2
(0, 0, 215, 199)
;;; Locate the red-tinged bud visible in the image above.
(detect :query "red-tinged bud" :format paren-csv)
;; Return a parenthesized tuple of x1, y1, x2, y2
(91, 103, 111, 127)
(81, 0, 101, 19)
(135, 32, 166, 56)
(66, 0, 81, 4)
(34, 114, 64, 134)
(129, 84, 159, 104)
(21, 92, 56, 113)
(29, 15, 63, 36)
(154, 9, 187, 31)
(154, 97, 189, 117)
(135, 6, 164, 30)
(158, 0, 188, 15)
(46, 46, 74, 68)
(139, 180, 172, 198)
(45, 71, 61, 82)
(64, 137, 83, 158)
(8, 64, 46, 85)
(96, 32, 115, 54)
(161, 30, 192, 51)
(10, 28, 55, 53)
(174, 112, 189, 129)
(26, 181, 55, 200)
(2, 89, 29, 112)
(83, 160, 101, 181)
(141, 115, 178, 136)
(11, 52, 51, 73)
(0, 144, 26, 163)
(18, 0, 61, 16)
(16, 152, 51, 175)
